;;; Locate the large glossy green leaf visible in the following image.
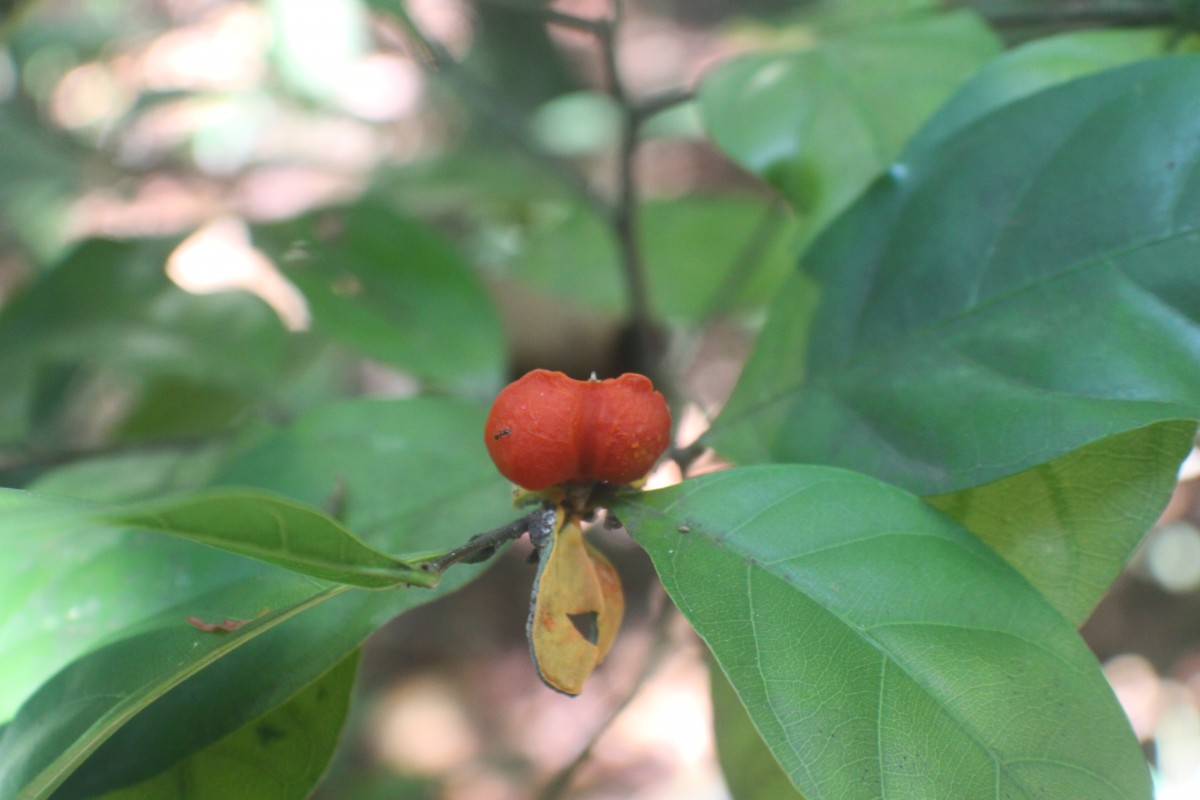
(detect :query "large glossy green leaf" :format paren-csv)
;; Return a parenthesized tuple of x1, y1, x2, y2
(698, 11, 999, 230)
(0, 573, 350, 800)
(928, 420, 1196, 625)
(708, 423, 1191, 799)
(106, 490, 436, 589)
(908, 28, 1193, 155)
(46, 584, 468, 800)
(511, 195, 803, 321)
(96, 648, 361, 800)
(708, 56, 1200, 496)
(0, 490, 265, 725)
(0, 238, 288, 448)
(618, 466, 1150, 800)
(1, 398, 517, 799)
(711, 661, 805, 800)
(253, 203, 504, 399)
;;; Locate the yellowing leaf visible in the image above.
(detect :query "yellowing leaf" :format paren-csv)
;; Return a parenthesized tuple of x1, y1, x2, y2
(527, 508, 624, 695)
(585, 539, 623, 661)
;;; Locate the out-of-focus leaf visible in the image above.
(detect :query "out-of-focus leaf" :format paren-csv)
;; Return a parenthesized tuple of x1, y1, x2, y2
(382, 148, 571, 216)
(27, 451, 211, 502)
(711, 662, 805, 800)
(1, 398, 517, 798)
(619, 467, 1150, 800)
(95, 648, 361, 800)
(254, 204, 504, 399)
(0, 238, 288, 449)
(112, 379, 252, 442)
(699, 11, 999, 230)
(512, 196, 803, 321)
(106, 490, 437, 589)
(708, 57, 1200, 496)
(530, 91, 621, 156)
(908, 27, 1194, 155)
(0, 104, 87, 261)
(794, 0, 942, 30)
(928, 420, 1196, 624)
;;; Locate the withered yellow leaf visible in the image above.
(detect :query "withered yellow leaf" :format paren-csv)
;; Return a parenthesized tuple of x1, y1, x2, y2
(527, 507, 625, 695)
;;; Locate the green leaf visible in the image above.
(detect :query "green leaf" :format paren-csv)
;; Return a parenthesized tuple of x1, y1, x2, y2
(698, 11, 1000, 229)
(0, 490, 265, 724)
(380, 147, 572, 217)
(530, 91, 622, 156)
(708, 56, 1200, 495)
(794, 0, 942, 30)
(254, 203, 505, 399)
(0, 573, 351, 800)
(214, 397, 517, 552)
(512, 196, 804, 321)
(618, 466, 1150, 800)
(908, 27, 1193, 155)
(0, 104, 87, 261)
(711, 662, 805, 800)
(928, 420, 1197, 625)
(95, 648, 361, 800)
(0, 238, 288, 448)
(44, 585, 463, 800)
(104, 490, 436, 589)
(1, 398, 517, 798)
(29, 445, 229, 503)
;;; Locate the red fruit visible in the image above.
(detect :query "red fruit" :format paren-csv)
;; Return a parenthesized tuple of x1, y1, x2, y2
(485, 370, 672, 491)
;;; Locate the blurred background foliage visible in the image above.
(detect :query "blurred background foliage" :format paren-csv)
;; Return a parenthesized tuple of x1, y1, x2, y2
(1, 1, 1200, 798)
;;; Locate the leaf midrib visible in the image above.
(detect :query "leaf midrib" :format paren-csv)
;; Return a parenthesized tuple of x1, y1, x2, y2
(11, 583, 353, 800)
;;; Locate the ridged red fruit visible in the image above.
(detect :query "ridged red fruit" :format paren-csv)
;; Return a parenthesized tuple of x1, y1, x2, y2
(485, 370, 672, 491)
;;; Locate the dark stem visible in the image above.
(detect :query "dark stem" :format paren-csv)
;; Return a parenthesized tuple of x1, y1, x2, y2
(631, 87, 694, 123)
(596, 2, 658, 372)
(667, 440, 708, 476)
(399, 0, 684, 374)
(421, 507, 553, 574)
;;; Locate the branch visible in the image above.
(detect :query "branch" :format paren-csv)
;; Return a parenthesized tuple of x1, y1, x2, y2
(400, 0, 689, 373)
(473, 0, 663, 370)
(593, 1, 660, 372)
(420, 506, 553, 574)
(667, 440, 708, 475)
(389, 3, 609, 219)
(631, 87, 694, 123)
